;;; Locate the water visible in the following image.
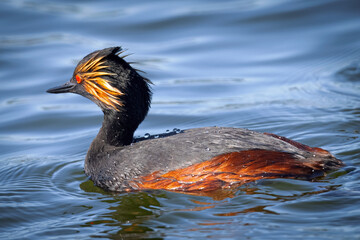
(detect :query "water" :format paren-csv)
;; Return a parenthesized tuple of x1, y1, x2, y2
(0, 0, 359, 239)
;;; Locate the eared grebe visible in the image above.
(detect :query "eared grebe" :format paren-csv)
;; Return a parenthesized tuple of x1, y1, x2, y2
(47, 47, 343, 193)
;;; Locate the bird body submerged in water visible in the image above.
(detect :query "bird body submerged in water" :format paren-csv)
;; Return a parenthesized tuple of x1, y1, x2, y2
(47, 47, 343, 193)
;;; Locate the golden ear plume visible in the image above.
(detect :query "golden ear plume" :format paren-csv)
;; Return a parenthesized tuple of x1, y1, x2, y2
(75, 52, 123, 110)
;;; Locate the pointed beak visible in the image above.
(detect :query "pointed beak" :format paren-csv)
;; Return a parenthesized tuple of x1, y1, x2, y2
(47, 81, 76, 94)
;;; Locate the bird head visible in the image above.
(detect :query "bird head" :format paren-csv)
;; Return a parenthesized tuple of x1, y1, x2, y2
(47, 47, 152, 141)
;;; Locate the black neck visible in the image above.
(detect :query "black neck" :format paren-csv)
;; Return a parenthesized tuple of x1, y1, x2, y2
(96, 110, 137, 146)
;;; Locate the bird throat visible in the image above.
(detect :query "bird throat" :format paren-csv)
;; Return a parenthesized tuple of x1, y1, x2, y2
(97, 111, 136, 147)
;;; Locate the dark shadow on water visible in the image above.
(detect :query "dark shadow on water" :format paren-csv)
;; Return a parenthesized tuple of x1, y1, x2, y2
(335, 62, 360, 82)
(80, 180, 165, 239)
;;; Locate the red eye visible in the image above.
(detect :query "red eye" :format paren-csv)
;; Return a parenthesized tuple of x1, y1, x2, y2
(76, 75, 82, 84)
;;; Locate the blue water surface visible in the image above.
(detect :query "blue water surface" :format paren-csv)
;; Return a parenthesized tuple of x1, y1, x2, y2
(0, 0, 359, 239)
